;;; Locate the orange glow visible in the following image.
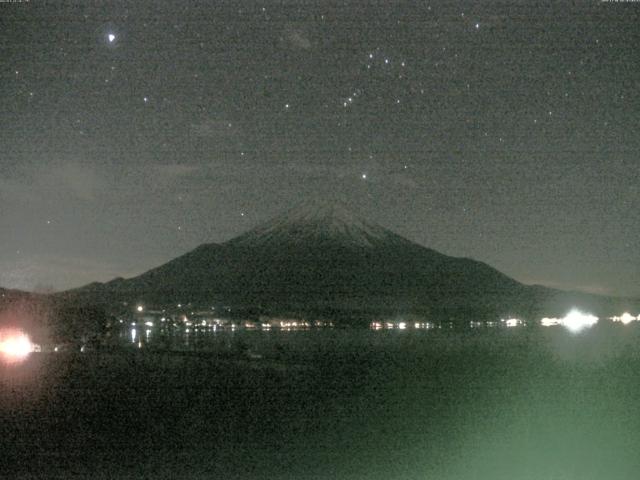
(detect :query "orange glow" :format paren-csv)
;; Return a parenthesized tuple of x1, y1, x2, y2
(0, 329, 34, 363)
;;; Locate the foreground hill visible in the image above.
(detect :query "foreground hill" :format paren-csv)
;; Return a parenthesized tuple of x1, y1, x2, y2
(61, 201, 638, 322)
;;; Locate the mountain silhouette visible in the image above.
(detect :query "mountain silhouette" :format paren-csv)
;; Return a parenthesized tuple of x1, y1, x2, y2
(63, 200, 638, 323)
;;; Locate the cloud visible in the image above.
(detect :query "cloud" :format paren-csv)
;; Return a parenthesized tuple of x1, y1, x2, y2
(283, 23, 313, 50)
(54, 162, 104, 200)
(0, 254, 140, 292)
(0, 161, 105, 204)
(0, 178, 33, 203)
(190, 119, 238, 140)
(16, 161, 105, 202)
(154, 163, 199, 179)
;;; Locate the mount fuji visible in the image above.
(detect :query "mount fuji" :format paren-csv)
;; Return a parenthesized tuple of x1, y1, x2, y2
(63, 200, 637, 322)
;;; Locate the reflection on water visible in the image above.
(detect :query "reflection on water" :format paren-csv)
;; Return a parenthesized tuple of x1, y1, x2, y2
(93, 307, 640, 356)
(6, 313, 640, 479)
(117, 321, 323, 351)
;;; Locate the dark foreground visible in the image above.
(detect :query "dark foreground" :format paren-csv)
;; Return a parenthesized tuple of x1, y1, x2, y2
(3, 326, 640, 479)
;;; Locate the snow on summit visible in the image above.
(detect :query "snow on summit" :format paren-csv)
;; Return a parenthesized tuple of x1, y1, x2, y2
(227, 200, 405, 248)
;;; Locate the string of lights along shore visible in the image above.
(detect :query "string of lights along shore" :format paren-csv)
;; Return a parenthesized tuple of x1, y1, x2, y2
(0, 2, 638, 297)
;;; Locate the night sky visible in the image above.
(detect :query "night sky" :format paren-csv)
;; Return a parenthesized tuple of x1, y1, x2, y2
(1, 1, 638, 297)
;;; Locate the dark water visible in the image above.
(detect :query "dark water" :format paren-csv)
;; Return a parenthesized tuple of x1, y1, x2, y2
(2, 325, 640, 479)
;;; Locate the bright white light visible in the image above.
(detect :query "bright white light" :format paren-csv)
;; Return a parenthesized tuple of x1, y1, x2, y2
(502, 318, 522, 328)
(398, 322, 407, 330)
(131, 328, 137, 343)
(610, 312, 637, 325)
(562, 309, 598, 333)
(541, 317, 562, 327)
(108, 33, 116, 43)
(0, 330, 34, 362)
(136, 305, 144, 312)
(144, 321, 154, 327)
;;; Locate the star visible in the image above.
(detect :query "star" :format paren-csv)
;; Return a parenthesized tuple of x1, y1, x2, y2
(108, 33, 116, 43)
(361, 173, 367, 180)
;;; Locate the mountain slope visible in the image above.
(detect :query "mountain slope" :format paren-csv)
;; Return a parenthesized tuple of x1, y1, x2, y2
(63, 201, 637, 321)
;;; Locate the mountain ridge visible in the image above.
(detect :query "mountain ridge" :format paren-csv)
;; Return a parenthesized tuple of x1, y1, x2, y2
(60, 201, 639, 321)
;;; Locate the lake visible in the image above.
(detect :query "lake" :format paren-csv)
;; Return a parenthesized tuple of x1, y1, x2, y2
(2, 324, 640, 479)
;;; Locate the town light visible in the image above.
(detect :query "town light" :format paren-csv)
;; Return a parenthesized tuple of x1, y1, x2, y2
(502, 318, 522, 328)
(562, 309, 598, 333)
(0, 329, 34, 363)
(541, 317, 562, 327)
(610, 312, 637, 325)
